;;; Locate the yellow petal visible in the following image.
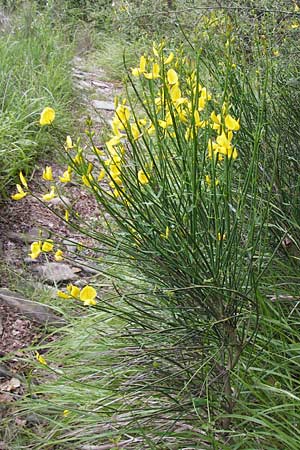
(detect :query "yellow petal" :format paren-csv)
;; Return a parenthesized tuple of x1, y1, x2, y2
(54, 249, 64, 261)
(35, 351, 47, 365)
(19, 171, 28, 189)
(138, 170, 149, 185)
(167, 69, 178, 85)
(225, 114, 240, 131)
(152, 43, 159, 57)
(42, 186, 56, 201)
(70, 285, 81, 298)
(98, 169, 106, 181)
(42, 166, 53, 181)
(80, 285, 97, 303)
(144, 63, 160, 80)
(140, 55, 146, 72)
(64, 210, 70, 222)
(57, 290, 72, 299)
(40, 107, 55, 126)
(131, 67, 141, 77)
(42, 240, 54, 252)
(59, 170, 72, 183)
(11, 185, 27, 200)
(29, 241, 42, 259)
(164, 52, 174, 64)
(65, 135, 73, 149)
(83, 298, 97, 306)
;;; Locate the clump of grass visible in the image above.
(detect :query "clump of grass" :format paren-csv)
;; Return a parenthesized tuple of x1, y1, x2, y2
(0, 2, 74, 192)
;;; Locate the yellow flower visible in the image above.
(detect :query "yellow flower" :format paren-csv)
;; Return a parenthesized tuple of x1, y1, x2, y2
(63, 410, 70, 417)
(42, 166, 53, 181)
(11, 184, 27, 201)
(138, 170, 149, 185)
(164, 52, 174, 64)
(225, 114, 240, 131)
(194, 111, 206, 128)
(144, 63, 160, 80)
(64, 210, 70, 222)
(217, 232, 226, 241)
(167, 69, 178, 85)
(54, 249, 64, 261)
(152, 42, 159, 57)
(57, 290, 72, 299)
(42, 186, 56, 201)
(210, 111, 222, 132)
(205, 175, 219, 186)
(35, 351, 47, 365)
(131, 123, 141, 140)
(98, 169, 106, 181)
(59, 169, 72, 183)
(160, 226, 170, 239)
(29, 241, 42, 259)
(82, 174, 93, 187)
(158, 113, 172, 129)
(19, 171, 28, 189)
(42, 240, 54, 252)
(65, 135, 73, 149)
(67, 284, 81, 299)
(40, 107, 55, 126)
(115, 104, 130, 124)
(79, 285, 97, 306)
(131, 55, 147, 76)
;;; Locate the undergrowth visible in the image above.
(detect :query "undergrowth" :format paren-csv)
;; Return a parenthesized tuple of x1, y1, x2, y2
(0, 1, 74, 192)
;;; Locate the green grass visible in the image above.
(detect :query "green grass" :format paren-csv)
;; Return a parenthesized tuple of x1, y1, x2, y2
(0, 2, 74, 193)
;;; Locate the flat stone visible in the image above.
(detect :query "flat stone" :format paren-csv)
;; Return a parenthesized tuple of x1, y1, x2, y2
(91, 100, 115, 111)
(7, 228, 50, 244)
(62, 238, 78, 253)
(33, 263, 78, 283)
(0, 288, 65, 326)
(77, 79, 91, 89)
(91, 80, 111, 89)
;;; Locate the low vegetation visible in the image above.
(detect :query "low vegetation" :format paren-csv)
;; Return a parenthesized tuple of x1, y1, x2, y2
(0, 1, 74, 193)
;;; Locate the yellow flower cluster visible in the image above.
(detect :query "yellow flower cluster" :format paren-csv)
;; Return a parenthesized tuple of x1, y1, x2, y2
(29, 240, 63, 261)
(208, 111, 240, 160)
(97, 44, 241, 197)
(57, 284, 97, 306)
(11, 171, 28, 200)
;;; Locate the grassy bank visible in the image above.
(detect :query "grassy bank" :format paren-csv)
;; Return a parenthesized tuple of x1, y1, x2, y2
(0, 2, 74, 193)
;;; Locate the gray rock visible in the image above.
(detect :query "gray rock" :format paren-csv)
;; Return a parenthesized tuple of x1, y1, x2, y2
(62, 238, 78, 253)
(91, 80, 111, 89)
(33, 262, 78, 283)
(91, 100, 115, 111)
(7, 228, 50, 244)
(48, 195, 72, 209)
(77, 79, 91, 90)
(0, 288, 65, 326)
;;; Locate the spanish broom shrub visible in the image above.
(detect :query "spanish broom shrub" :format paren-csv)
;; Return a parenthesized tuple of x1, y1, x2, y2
(9, 3, 300, 448)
